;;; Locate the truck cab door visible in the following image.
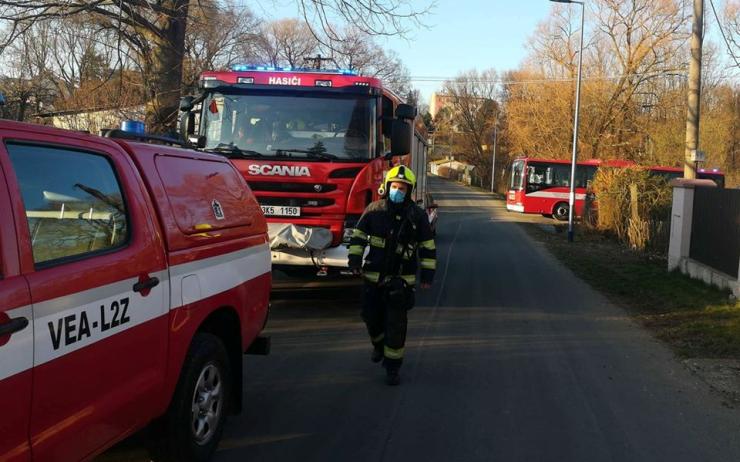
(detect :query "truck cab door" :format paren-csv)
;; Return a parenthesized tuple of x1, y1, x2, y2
(0, 152, 33, 462)
(1, 132, 169, 462)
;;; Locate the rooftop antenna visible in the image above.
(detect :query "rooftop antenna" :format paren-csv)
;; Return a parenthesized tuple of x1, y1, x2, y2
(303, 55, 333, 70)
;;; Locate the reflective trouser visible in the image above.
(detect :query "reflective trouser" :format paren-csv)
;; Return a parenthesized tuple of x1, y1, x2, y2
(361, 282, 410, 371)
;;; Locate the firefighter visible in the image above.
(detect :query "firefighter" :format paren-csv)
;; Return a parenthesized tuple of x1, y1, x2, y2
(347, 165, 436, 386)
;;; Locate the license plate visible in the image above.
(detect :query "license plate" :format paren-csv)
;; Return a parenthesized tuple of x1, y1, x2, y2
(261, 205, 301, 217)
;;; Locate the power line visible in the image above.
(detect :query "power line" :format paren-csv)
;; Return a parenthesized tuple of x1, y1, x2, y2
(708, 0, 740, 69)
(407, 71, 740, 85)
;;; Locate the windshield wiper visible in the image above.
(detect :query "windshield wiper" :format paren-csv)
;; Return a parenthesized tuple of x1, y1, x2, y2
(208, 144, 264, 158)
(273, 148, 338, 160)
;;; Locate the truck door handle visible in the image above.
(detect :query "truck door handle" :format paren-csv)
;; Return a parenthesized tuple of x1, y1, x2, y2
(0, 317, 29, 336)
(133, 276, 160, 293)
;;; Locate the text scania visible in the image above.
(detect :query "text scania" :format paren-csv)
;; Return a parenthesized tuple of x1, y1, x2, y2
(248, 164, 311, 177)
(268, 76, 302, 86)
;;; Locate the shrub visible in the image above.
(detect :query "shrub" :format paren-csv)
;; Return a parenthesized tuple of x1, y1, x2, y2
(591, 167, 673, 253)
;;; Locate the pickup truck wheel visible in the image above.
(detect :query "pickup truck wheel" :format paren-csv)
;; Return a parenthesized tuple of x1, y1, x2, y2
(161, 333, 231, 462)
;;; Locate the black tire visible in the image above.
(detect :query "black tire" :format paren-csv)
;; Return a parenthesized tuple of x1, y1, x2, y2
(553, 202, 570, 221)
(160, 333, 231, 462)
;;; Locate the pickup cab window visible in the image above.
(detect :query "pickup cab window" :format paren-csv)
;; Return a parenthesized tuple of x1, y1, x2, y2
(6, 143, 129, 266)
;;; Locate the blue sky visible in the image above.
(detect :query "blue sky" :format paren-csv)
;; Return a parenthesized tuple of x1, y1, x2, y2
(379, 1, 554, 102)
(254, 0, 555, 102)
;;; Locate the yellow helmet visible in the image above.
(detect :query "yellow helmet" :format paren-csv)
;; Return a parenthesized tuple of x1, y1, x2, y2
(378, 165, 416, 196)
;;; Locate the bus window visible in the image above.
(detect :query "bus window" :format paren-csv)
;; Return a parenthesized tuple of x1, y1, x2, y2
(548, 164, 571, 186)
(527, 162, 569, 191)
(576, 165, 597, 189)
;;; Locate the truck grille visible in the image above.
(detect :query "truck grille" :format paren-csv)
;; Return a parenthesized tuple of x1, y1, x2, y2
(259, 197, 335, 207)
(248, 182, 337, 193)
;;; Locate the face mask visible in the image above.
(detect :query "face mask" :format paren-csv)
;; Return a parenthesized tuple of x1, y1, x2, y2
(388, 188, 406, 204)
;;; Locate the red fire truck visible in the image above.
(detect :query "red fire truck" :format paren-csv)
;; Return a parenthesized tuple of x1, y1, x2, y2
(647, 166, 725, 188)
(178, 65, 435, 277)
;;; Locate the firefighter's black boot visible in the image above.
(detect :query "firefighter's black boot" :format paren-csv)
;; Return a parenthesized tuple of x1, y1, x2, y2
(384, 359, 401, 386)
(371, 344, 383, 363)
(385, 368, 401, 386)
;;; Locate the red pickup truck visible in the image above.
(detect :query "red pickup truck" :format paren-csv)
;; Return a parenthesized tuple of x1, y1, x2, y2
(0, 121, 271, 462)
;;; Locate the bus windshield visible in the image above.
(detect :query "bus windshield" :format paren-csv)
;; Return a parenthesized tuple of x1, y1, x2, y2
(511, 160, 525, 190)
(201, 92, 376, 161)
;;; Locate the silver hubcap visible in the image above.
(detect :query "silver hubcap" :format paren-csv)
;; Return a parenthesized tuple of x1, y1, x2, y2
(191, 363, 223, 445)
(556, 205, 568, 218)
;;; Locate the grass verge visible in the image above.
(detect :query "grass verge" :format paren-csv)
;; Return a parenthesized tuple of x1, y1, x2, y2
(525, 223, 740, 359)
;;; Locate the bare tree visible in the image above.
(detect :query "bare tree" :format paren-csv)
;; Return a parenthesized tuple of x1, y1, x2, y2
(296, 0, 430, 41)
(184, 0, 261, 90)
(0, 20, 56, 120)
(527, 5, 584, 80)
(0, 0, 428, 132)
(43, 15, 126, 99)
(0, 0, 193, 132)
(587, 0, 689, 158)
(722, 0, 740, 60)
(248, 18, 319, 68)
(244, 21, 411, 95)
(502, 69, 574, 159)
(439, 69, 500, 185)
(499, 0, 738, 186)
(325, 27, 411, 95)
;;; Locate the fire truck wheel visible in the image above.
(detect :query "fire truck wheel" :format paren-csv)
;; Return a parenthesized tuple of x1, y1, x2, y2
(161, 333, 232, 462)
(553, 202, 570, 221)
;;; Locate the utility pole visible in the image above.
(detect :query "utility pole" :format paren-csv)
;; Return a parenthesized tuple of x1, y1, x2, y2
(684, 0, 704, 179)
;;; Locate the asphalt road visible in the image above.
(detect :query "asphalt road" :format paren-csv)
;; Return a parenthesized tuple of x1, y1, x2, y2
(101, 176, 740, 462)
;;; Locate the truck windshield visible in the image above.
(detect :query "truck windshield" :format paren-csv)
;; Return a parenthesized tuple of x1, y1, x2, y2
(201, 92, 376, 161)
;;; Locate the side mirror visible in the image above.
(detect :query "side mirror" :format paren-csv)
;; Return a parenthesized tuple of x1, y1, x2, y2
(390, 119, 412, 157)
(179, 111, 196, 141)
(395, 103, 417, 120)
(179, 96, 194, 112)
(189, 135, 206, 149)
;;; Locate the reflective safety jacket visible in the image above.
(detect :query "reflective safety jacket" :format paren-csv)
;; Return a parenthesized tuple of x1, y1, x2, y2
(348, 199, 436, 286)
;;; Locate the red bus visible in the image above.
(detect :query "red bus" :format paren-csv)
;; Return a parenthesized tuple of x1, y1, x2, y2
(506, 157, 600, 220)
(507, 157, 725, 220)
(179, 65, 433, 277)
